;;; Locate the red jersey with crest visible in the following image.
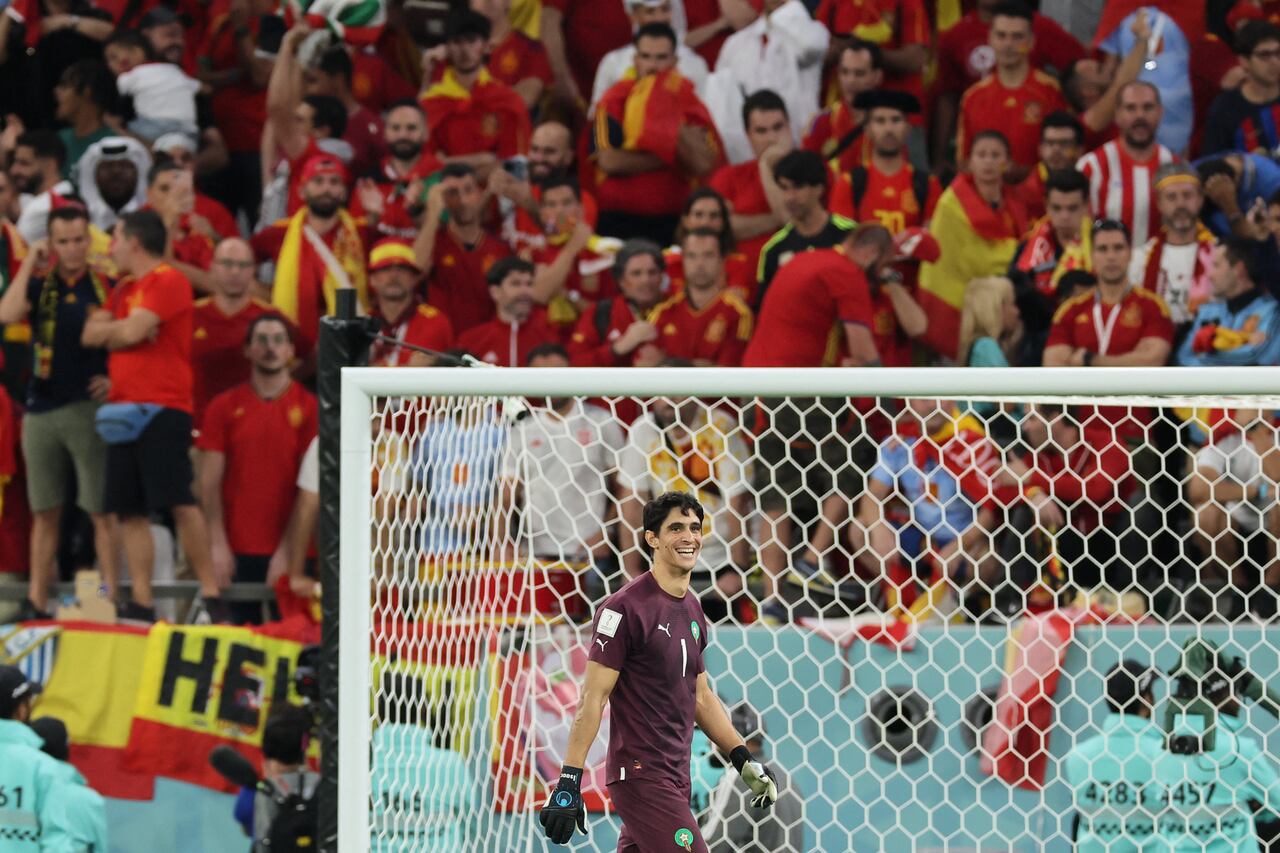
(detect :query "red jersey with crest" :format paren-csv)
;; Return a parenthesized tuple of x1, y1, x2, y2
(369, 302, 455, 366)
(196, 381, 317, 556)
(803, 103, 872, 173)
(650, 289, 754, 367)
(487, 30, 552, 90)
(107, 264, 193, 413)
(191, 296, 278, 430)
(420, 69, 532, 160)
(567, 297, 644, 367)
(351, 153, 445, 241)
(424, 228, 511, 335)
(957, 70, 1067, 168)
(829, 163, 940, 232)
(170, 215, 215, 272)
(664, 249, 756, 306)
(455, 308, 562, 367)
(531, 241, 618, 304)
(709, 160, 775, 279)
(815, 0, 929, 116)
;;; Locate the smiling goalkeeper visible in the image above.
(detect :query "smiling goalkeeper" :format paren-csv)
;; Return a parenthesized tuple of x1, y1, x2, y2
(539, 491, 779, 852)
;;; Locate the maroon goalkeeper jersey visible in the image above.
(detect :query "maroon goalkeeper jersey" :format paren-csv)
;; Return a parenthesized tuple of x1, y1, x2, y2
(587, 571, 709, 788)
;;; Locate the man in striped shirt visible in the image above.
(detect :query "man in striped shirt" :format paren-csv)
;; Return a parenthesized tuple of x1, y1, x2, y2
(1077, 81, 1177, 247)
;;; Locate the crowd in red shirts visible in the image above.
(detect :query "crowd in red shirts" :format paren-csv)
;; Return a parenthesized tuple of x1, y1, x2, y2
(0, 0, 1278, 626)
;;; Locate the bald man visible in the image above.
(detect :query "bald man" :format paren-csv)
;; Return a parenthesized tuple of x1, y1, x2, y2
(492, 120, 600, 253)
(191, 238, 282, 428)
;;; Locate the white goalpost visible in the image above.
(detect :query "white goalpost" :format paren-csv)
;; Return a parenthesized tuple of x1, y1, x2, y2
(338, 366, 1280, 852)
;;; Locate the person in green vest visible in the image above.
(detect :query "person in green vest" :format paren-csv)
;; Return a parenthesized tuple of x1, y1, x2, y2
(1063, 659, 1164, 852)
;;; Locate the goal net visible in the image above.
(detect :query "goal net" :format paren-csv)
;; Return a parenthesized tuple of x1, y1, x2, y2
(337, 366, 1280, 852)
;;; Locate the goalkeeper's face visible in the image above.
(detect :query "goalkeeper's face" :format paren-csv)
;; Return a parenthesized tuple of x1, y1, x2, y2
(647, 508, 704, 574)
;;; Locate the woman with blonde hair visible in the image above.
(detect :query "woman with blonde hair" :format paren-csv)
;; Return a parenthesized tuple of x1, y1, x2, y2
(959, 276, 1022, 368)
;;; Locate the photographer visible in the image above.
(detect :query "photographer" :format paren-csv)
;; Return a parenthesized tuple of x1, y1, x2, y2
(232, 704, 318, 852)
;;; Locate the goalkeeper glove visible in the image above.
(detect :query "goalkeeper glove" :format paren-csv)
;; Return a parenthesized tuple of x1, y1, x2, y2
(539, 766, 587, 845)
(730, 745, 779, 809)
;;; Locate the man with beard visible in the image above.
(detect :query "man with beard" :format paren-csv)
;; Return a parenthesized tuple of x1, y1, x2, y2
(198, 314, 317, 624)
(366, 239, 454, 367)
(75, 137, 152, 235)
(829, 90, 939, 234)
(1129, 164, 1215, 334)
(1077, 81, 1176, 249)
(955, 2, 1066, 177)
(252, 154, 370, 355)
(566, 239, 665, 368)
(491, 120, 598, 253)
(12, 131, 73, 243)
(352, 100, 443, 241)
(140, 5, 189, 69)
(456, 256, 560, 366)
(802, 40, 882, 173)
(413, 162, 511, 335)
(420, 9, 531, 175)
(1013, 112, 1084, 222)
(744, 223, 893, 623)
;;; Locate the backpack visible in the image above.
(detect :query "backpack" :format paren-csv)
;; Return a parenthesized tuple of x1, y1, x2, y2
(253, 770, 320, 852)
(847, 166, 932, 220)
(594, 298, 616, 342)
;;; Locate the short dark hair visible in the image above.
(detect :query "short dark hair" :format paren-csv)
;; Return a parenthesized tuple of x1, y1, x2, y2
(1236, 20, 1280, 58)
(773, 150, 828, 189)
(384, 98, 425, 118)
(742, 89, 789, 131)
(970, 129, 1011, 157)
(47, 205, 89, 232)
(120, 209, 167, 257)
(1040, 110, 1084, 145)
(848, 222, 893, 254)
(1197, 157, 1238, 185)
(1044, 168, 1089, 199)
(104, 29, 153, 56)
(838, 37, 882, 69)
(447, 7, 491, 41)
(681, 226, 724, 256)
(147, 158, 185, 187)
(485, 255, 534, 287)
(261, 704, 312, 765)
(59, 59, 118, 111)
(244, 313, 293, 346)
(1091, 218, 1131, 246)
(303, 94, 348, 139)
(538, 174, 580, 200)
(318, 46, 354, 84)
(613, 238, 664, 281)
(525, 342, 569, 364)
(441, 161, 478, 182)
(1223, 236, 1262, 284)
(989, 1, 1033, 25)
(634, 21, 677, 50)
(641, 491, 705, 556)
(677, 187, 734, 252)
(16, 130, 66, 169)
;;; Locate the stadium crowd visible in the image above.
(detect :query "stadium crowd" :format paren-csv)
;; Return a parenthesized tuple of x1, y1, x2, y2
(0, 0, 1278, 628)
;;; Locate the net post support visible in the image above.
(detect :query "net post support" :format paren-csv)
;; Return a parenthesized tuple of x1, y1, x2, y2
(317, 288, 371, 852)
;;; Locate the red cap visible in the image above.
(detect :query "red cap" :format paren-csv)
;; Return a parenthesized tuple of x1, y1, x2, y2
(298, 154, 349, 187)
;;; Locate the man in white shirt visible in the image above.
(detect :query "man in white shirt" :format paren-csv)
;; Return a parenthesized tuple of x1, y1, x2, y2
(501, 343, 624, 562)
(591, 0, 710, 112)
(11, 130, 75, 243)
(617, 380, 752, 589)
(707, 0, 828, 164)
(1127, 163, 1215, 331)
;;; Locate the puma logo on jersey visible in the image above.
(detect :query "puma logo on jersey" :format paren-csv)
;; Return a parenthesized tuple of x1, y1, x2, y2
(657, 623, 671, 637)
(596, 638, 609, 652)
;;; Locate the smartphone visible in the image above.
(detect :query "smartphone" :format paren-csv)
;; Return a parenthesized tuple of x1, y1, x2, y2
(502, 156, 528, 182)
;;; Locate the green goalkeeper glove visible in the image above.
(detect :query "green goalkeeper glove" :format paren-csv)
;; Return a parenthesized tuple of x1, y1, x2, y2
(730, 745, 779, 809)
(539, 766, 587, 845)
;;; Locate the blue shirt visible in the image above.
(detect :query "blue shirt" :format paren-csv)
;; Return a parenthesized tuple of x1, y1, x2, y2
(1175, 289, 1280, 367)
(1063, 713, 1164, 853)
(1192, 153, 1280, 238)
(1100, 10, 1192, 154)
(868, 432, 976, 544)
(410, 410, 507, 556)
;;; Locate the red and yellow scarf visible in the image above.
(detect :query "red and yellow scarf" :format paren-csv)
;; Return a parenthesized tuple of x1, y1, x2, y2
(271, 208, 368, 341)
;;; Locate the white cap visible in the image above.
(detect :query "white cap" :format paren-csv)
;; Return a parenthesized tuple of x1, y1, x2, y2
(152, 132, 196, 154)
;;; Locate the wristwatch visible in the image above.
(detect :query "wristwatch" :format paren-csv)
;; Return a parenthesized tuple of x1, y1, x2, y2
(1082, 351, 1095, 367)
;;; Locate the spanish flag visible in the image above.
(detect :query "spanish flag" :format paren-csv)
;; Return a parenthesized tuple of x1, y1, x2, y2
(420, 67, 532, 154)
(598, 69, 722, 168)
(918, 173, 1027, 360)
(270, 206, 368, 352)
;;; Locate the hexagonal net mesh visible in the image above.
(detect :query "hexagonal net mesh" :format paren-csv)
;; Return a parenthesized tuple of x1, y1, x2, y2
(345, 377, 1280, 852)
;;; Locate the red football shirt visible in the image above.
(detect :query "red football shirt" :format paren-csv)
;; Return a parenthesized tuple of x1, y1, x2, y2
(191, 296, 277, 429)
(171, 216, 215, 272)
(203, 5, 266, 153)
(455, 309, 562, 367)
(369, 302, 455, 366)
(664, 249, 756, 305)
(107, 263, 194, 412)
(957, 70, 1067, 168)
(1046, 287, 1173, 356)
(351, 153, 446, 241)
(424, 228, 511, 335)
(344, 105, 385, 181)
(531, 241, 618, 304)
(651, 288, 754, 367)
(815, 0, 929, 113)
(195, 193, 238, 240)
(488, 30, 552, 91)
(420, 70, 532, 160)
(682, 0, 763, 66)
(541, 0, 633, 100)
(802, 103, 872, 173)
(935, 11, 1086, 96)
(351, 46, 417, 113)
(828, 163, 940, 232)
(196, 381, 317, 556)
(709, 160, 775, 279)
(742, 248, 874, 367)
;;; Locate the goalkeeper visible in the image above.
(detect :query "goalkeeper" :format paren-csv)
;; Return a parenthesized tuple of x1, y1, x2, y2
(539, 492, 779, 851)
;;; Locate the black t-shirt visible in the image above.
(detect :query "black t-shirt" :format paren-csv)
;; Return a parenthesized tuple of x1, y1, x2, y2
(755, 214, 856, 311)
(24, 270, 109, 412)
(1201, 88, 1280, 157)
